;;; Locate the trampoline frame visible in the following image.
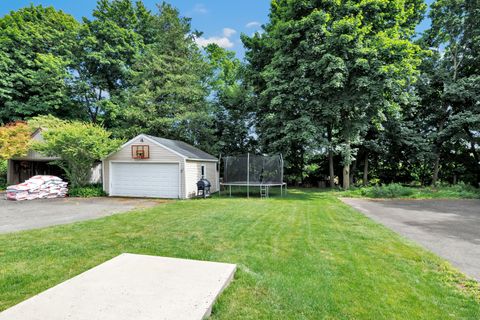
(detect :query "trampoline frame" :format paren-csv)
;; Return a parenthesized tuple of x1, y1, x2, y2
(220, 153, 286, 198)
(220, 182, 287, 198)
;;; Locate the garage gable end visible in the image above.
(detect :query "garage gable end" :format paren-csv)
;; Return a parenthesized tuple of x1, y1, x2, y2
(103, 135, 186, 198)
(105, 135, 187, 162)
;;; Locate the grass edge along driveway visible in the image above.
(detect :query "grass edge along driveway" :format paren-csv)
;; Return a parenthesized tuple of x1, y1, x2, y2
(0, 190, 479, 319)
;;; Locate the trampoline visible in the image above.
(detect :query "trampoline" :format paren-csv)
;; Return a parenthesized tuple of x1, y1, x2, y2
(220, 153, 286, 198)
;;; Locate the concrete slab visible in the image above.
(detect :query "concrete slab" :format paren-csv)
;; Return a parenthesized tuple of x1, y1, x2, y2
(0, 253, 236, 320)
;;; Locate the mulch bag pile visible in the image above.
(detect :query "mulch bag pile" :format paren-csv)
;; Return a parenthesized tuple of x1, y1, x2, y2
(6, 175, 68, 201)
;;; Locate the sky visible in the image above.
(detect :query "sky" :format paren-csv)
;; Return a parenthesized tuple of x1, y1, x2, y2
(0, 0, 434, 60)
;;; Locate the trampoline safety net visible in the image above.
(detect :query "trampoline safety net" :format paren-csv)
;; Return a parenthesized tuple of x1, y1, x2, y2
(223, 154, 284, 185)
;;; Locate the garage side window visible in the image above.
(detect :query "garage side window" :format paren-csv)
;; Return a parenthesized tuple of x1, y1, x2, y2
(201, 165, 205, 179)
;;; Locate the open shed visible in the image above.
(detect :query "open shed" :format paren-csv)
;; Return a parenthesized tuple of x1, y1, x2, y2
(102, 134, 219, 199)
(7, 128, 101, 186)
(7, 129, 63, 185)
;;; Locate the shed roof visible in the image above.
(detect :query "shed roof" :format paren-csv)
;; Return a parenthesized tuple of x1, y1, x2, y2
(145, 135, 217, 161)
(11, 128, 59, 161)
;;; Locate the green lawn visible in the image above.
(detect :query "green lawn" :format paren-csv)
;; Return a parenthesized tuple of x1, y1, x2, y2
(0, 190, 479, 319)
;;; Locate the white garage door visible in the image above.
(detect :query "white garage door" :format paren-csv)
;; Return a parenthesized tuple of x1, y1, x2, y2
(110, 162, 180, 198)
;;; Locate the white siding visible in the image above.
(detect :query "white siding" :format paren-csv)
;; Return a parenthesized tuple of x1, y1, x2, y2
(90, 163, 102, 184)
(103, 136, 186, 198)
(185, 160, 219, 198)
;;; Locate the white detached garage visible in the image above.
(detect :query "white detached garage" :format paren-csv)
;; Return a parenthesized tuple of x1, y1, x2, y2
(103, 134, 219, 199)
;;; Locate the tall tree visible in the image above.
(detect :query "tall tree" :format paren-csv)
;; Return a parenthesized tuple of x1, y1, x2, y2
(71, 0, 152, 123)
(115, 3, 214, 152)
(242, 29, 319, 183)
(205, 44, 255, 156)
(243, 0, 426, 188)
(422, 0, 480, 185)
(0, 5, 80, 124)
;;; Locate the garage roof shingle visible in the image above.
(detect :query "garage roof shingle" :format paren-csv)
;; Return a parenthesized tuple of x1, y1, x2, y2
(146, 135, 217, 161)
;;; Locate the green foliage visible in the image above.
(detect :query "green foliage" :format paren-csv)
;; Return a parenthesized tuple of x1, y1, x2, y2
(205, 44, 255, 155)
(0, 122, 31, 160)
(344, 183, 480, 199)
(243, 0, 426, 187)
(0, 0, 478, 189)
(71, 0, 148, 123)
(362, 183, 415, 198)
(114, 3, 215, 153)
(34, 120, 122, 187)
(68, 184, 106, 197)
(365, 114, 433, 185)
(28, 115, 66, 130)
(435, 182, 480, 199)
(0, 160, 7, 190)
(418, 0, 480, 186)
(0, 5, 81, 123)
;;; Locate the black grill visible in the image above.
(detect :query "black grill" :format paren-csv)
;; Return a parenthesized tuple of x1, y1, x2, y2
(197, 178, 211, 198)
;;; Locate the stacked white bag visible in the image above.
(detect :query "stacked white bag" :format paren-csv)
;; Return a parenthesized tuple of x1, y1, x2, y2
(6, 175, 68, 201)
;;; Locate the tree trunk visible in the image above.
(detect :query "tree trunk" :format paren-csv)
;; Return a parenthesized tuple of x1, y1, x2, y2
(432, 119, 445, 186)
(342, 134, 351, 190)
(363, 151, 369, 186)
(341, 117, 352, 190)
(328, 149, 335, 188)
(327, 125, 335, 188)
(342, 164, 350, 189)
(463, 126, 480, 186)
(432, 153, 440, 186)
(350, 160, 356, 186)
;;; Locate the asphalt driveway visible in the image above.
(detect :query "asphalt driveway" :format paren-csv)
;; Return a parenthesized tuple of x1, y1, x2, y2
(0, 197, 161, 234)
(341, 198, 480, 281)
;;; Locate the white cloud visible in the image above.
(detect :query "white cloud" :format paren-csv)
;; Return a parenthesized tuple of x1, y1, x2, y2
(195, 36, 234, 48)
(192, 3, 208, 14)
(195, 28, 237, 49)
(246, 21, 261, 28)
(222, 28, 237, 37)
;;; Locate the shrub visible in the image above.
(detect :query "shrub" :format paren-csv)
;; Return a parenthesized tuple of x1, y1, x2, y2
(444, 182, 477, 193)
(362, 183, 414, 198)
(344, 182, 479, 199)
(0, 160, 7, 190)
(0, 121, 31, 160)
(33, 119, 123, 187)
(429, 182, 480, 199)
(68, 184, 106, 198)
